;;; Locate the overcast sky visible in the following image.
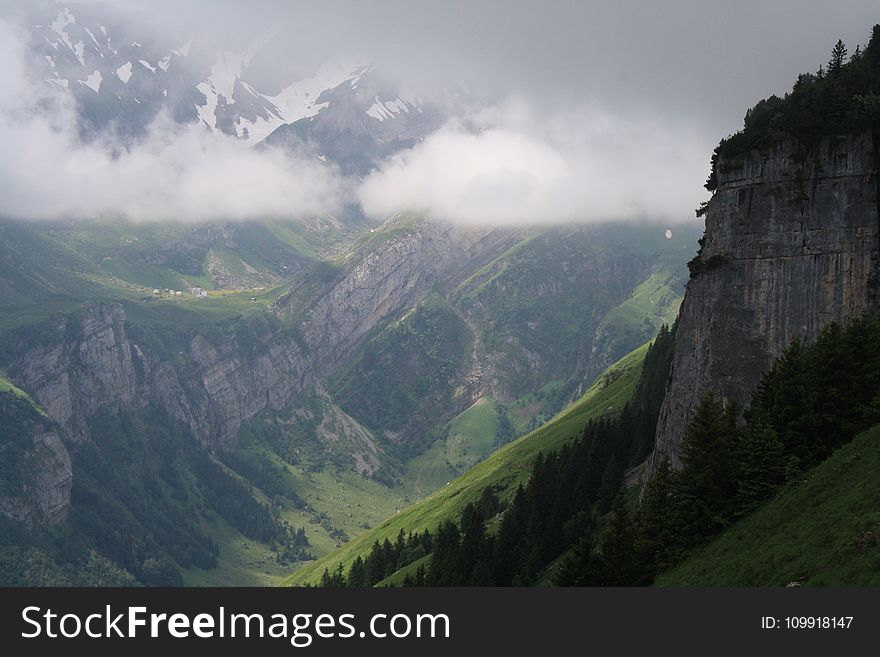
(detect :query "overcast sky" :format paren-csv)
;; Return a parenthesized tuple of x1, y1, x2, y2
(90, 0, 880, 133)
(3, 0, 879, 224)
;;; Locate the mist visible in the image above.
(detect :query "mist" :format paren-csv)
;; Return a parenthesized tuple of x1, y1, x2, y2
(3, 0, 880, 225)
(359, 100, 709, 225)
(0, 17, 342, 223)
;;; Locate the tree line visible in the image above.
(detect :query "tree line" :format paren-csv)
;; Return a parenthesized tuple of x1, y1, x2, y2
(705, 25, 880, 191)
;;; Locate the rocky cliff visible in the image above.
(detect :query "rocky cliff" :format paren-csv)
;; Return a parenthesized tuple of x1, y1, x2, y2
(276, 218, 525, 377)
(0, 384, 72, 527)
(650, 132, 880, 473)
(0, 221, 522, 525)
(4, 305, 314, 451)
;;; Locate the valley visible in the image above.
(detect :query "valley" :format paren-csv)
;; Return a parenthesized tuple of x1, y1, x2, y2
(3, 1, 878, 595)
(0, 209, 697, 586)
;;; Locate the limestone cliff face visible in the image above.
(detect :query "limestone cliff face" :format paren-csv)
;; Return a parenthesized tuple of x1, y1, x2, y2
(650, 132, 880, 472)
(277, 219, 525, 377)
(0, 424, 72, 526)
(0, 384, 72, 527)
(5, 305, 312, 450)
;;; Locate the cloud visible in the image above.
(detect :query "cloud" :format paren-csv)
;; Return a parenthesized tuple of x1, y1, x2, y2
(0, 18, 342, 223)
(4, 1, 879, 226)
(359, 101, 710, 225)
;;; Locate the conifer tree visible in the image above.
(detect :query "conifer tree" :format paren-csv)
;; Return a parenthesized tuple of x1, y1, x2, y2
(347, 556, 366, 587)
(736, 423, 785, 514)
(593, 493, 637, 585)
(635, 456, 675, 578)
(828, 39, 848, 74)
(553, 530, 596, 586)
(676, 391, 740, 539)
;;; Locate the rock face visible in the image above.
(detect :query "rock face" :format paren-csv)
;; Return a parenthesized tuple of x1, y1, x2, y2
(278, 219, 526, 377)
(0, 425, 73, 527)
(22, 427, 73, 525)
(5, 304, 313, 450)
(650, 133, 880, 473)
(0, 390, 72, 527)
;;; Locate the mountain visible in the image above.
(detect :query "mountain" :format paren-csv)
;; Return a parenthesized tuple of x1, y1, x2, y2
(262, 67, 443, 175)
(282, 25, 880, 589)
(15, 1, 444, 173)
(0, 211, 696, 585)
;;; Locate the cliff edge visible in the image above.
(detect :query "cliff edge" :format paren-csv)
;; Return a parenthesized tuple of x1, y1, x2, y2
(649, 132, 880, 474)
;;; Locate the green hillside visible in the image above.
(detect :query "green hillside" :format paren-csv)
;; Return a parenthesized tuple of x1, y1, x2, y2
(283, 340, 649, 586)
(656, 424, 880, 586)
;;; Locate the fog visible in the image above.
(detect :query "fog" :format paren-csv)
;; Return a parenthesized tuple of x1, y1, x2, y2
(0, 18, 342, 222)
(1, 1, 879, 224)
(359, 100, 709, 224)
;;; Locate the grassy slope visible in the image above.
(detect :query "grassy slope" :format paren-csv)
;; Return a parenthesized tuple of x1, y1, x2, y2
(0, 217, 334, 334)
(405, 397, 501, 497)
(657, 424, 880, 586)
(600, 271, 682, 336)
(0, 372, 47, 418)
(284, 341, 649, 586)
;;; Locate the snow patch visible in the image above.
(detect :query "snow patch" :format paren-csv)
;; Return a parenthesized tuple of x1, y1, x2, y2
(116, 62, 133, 83)
(84, 27, 100, 48)
(207, 51, 246, 99)
(366, 97, 416, 122)
(254, 59, 361, 139)
(173, 40, 192, 57)
(73, 41, 85, 66)
(80, 70, 102, 93)
(49, 8, 81, 63)
(195, 80, 219, 131)
(197, 48, 266, 136)
(50, 8, 75, 36)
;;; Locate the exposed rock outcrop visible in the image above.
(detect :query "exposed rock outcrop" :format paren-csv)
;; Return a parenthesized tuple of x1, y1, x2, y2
(0, 391, 72, 526)
(650, 133, 880, 473)
(5, 304, 313, 450)
(278, 218, 526, 377)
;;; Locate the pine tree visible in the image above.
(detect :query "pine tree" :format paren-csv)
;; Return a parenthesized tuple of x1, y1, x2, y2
(828, 39, 848, 74)
(553, 530, 595, 586)
(676, 391, 740, 540)
(413, 564, 427, 586)
(593, 493, 637, 585)
(320, 564, 346, 587)
(363, 541, 386, 585)
(736, 423, 785, 514)
(867, 24, 880, 63)
(456, 503, 484, 581)
(347, 556, 366, 587)
(635, 456, 675, 579)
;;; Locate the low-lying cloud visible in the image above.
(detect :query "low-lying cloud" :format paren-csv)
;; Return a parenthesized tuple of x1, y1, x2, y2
(0, 19, 342, 223)
(359, 102, 710, 225)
